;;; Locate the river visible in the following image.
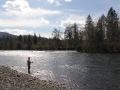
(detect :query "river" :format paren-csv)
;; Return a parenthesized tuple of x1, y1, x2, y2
(0, 50, 120, 90)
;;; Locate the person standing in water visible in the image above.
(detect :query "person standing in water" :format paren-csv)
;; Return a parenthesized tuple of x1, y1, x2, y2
(27, 57, 33, 74)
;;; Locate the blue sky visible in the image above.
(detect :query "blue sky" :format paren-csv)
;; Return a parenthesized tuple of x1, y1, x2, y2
(0, 0, 120, 38)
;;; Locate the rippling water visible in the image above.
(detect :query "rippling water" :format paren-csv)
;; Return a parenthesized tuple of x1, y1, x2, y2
(0, 50, 120, 90)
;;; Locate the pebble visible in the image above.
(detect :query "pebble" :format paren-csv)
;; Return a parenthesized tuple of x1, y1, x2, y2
(0, 65, 71, 90)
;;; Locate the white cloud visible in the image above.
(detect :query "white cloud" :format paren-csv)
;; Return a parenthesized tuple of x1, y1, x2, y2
(47, 0, 54, 4)
(55, 1, 62, 6)
(65, 9, 86, 12)
(64, 0, 72, 2)
(46, 0, 71, 5)
(60, 14, 85, 28)
(39, 17, 50, 25)
(2, 0, 61, 17)
(0, 17, 50, 27)
(2, 0, 30, 14)
(61, 20, 85, 28)
(0, 28, 34, 36)
(0, 0, 61, 27)
(28, 8, 61, 17)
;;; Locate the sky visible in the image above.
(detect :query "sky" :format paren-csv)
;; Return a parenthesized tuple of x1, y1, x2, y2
(0, 0, 120, 38)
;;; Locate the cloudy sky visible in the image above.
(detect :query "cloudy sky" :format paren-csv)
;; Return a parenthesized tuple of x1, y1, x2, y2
(0, 0, 120, 38)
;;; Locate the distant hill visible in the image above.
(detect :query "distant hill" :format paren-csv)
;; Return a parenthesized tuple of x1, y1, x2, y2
(0, 32, 18, 38)
(0, 32, 48, 39)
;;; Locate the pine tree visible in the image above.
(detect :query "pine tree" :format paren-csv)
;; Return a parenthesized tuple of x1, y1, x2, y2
(18, 34, 22, 42)
(85, 15, 95, 51)
(33, 33, 38, 44)
(27, 34, 32, 50)
(73, 23, 79, 48)
(9, 37, 14, 50)
(106, 7, 119, 44)
(96, 14, 106, 43)
(106, 7, 119, 51)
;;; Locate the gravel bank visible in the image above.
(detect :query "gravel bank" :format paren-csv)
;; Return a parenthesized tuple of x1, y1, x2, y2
(0, 65, 71, 90)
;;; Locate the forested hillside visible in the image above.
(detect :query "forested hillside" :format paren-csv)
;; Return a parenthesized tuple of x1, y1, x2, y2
(0, 7, 120, 52)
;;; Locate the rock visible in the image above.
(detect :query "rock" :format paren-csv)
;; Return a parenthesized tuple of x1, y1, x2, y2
(0, 65, 71, 90)
(17, 75, 20, 77)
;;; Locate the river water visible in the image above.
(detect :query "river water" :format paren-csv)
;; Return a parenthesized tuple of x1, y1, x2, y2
(0, 50, 120, 90)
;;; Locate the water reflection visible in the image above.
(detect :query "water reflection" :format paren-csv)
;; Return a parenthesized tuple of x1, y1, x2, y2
(0, 51, 120, 90)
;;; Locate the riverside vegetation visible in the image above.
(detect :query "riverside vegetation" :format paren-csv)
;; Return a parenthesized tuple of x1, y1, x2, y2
(0, 7, 120, 53)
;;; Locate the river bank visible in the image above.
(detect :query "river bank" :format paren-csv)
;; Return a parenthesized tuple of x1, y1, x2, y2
(0, 65, 71, 90)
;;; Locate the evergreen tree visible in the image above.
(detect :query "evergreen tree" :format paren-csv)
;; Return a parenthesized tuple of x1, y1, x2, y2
(23, 36, 27, 45)
(9, 37, 14, 50)
(38, 34, 41, 41)
(18, 34, 22, 42)
(107, 7, 119, 44)
(95, 14, 106, 51)
(33, 33, 38, 44)
(96, 14, 106, 43)
(73, 23, 79, 48)
(16, 42, 22, 50)
(27, 34, 32, 50)
(85, 15, 95, 51)
(106, 7, 119, 51)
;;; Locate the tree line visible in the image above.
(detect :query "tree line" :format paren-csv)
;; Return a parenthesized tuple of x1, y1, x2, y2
(64, 7, 120, 52)
(0, 7, 120, 52)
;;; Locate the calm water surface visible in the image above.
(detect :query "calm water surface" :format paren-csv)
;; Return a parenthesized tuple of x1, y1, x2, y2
(0, 50, 120, 90)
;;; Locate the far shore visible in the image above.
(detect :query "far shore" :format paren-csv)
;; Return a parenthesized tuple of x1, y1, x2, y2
(0, 65, 71, 90)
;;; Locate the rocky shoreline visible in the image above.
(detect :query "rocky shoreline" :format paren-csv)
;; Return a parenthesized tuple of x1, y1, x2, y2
(0, 65, 71, 90)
